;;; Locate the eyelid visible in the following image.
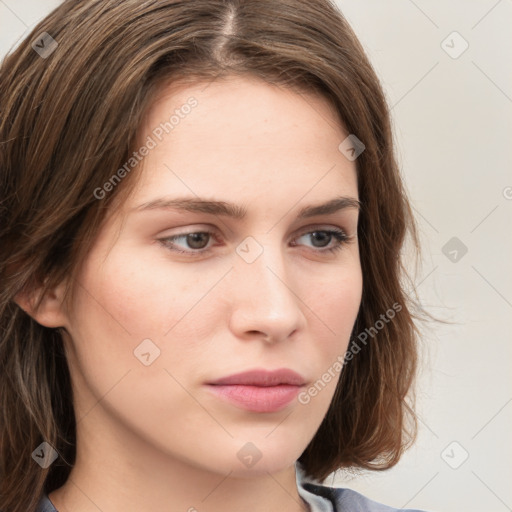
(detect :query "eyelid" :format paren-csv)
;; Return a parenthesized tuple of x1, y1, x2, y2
(157, 223, 354, 241)
(296, 223, 350, 235)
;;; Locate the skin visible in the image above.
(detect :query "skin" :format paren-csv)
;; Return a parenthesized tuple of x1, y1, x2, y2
(20, 75, 362, 512)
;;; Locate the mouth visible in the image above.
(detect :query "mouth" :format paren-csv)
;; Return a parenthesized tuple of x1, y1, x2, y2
(205, 368, 306, 413)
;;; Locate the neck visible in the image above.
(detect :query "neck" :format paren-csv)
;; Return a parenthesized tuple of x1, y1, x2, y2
(48, 407, 310, 512)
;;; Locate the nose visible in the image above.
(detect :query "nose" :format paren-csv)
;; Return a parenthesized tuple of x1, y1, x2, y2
(228, 238, 306, 344)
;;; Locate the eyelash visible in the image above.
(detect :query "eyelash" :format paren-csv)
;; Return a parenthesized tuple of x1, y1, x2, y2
(157, 227, 352, 257)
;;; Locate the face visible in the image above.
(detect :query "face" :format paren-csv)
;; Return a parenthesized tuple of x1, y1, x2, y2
(57, 75, 362, 478)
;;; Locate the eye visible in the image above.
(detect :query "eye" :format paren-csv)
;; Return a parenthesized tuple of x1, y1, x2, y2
(292, 227, 351, 254)
(158, 230, 218, 254)
(157, 226, 353, 257)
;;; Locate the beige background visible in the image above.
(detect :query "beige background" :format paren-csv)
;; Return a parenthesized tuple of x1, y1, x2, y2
(1, 1, 511, 511)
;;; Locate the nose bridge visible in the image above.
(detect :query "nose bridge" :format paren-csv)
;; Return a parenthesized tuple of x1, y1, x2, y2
(236, 234, 289, 296)
(230, 233, 304, 336)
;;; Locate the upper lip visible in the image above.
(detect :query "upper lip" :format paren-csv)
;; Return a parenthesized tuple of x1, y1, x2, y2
(207, 368, 306, 387)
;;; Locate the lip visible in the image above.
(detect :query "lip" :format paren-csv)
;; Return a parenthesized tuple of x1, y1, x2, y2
(205, 368, 306, 413)
(207, 368, 306, 387)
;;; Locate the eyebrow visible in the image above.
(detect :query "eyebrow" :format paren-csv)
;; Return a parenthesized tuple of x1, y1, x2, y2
(131, 195, 361, 219)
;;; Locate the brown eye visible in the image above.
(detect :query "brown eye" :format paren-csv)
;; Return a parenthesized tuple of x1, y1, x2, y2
(292, 228, 350, 254)
(158, 230, 217, 255)
(158, 227, 351, 258)
(184, 232, 210, 249)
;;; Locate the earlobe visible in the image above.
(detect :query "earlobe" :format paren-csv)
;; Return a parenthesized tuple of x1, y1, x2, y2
(13, 281, 68, 329)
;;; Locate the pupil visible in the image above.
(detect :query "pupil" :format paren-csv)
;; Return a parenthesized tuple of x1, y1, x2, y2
(187, 233, 208, 249)
(312, 231, 329, 247)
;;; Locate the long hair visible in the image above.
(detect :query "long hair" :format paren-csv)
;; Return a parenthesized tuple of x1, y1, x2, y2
(0, 1, 422, 510)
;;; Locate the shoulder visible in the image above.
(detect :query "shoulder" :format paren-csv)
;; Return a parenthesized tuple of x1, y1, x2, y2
(302, 481, 430, 512)
(295, 461, 430, 512)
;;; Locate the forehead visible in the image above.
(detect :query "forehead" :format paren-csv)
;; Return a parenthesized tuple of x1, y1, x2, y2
(123, 75, 357, 214)
(142, 74, 347, 151)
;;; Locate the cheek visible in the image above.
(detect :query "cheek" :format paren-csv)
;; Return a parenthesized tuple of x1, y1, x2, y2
(65, 250, 209, 424)
(312, 266, 363, 346)
(76, 247, 207, 337)
(67, 247, 231, 379)
(290, 270, 362, 435)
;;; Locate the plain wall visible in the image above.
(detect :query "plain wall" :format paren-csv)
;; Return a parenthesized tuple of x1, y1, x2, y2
(1, 1, 511, 511)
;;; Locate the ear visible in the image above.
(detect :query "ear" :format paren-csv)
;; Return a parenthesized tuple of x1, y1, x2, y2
(13, 279, 68, 329)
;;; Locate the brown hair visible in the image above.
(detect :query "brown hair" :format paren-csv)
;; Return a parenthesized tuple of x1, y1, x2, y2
(0, 1, 425, 510)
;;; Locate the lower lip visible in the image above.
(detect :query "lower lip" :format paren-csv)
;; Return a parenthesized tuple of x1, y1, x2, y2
(205, 384, 302, 413)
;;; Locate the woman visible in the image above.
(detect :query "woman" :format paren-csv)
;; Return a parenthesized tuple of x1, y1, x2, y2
(0, 1, 428, 511)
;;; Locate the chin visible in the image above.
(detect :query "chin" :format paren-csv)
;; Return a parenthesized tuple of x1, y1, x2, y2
(228, 443, 303, 479)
